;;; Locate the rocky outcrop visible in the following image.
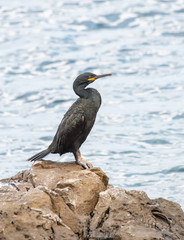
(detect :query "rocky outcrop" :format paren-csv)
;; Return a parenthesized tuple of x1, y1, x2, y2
(0, 160, 184, 240)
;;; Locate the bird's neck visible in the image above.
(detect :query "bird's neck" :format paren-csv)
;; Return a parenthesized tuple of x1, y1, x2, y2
(74, 84, 89, 99)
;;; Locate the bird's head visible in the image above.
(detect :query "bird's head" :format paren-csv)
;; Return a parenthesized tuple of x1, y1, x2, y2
(73, 72, 112, 98)
(73, 72, 112, 89)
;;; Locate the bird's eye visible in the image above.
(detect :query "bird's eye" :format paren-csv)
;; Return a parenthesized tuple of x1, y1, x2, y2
(88, 74, 96, 81)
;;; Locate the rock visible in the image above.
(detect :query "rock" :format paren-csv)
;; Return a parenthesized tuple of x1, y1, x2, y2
(0, 160, 184, 240)
(89, 187, 184, 240)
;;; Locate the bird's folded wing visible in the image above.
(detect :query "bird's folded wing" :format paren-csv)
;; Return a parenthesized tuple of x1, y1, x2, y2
(55, 110, 85, 145)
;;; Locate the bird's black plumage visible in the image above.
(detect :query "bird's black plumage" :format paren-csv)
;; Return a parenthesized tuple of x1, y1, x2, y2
(27, 72, 111, 169)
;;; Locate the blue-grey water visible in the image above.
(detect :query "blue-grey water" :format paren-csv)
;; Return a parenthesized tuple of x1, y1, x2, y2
(0, 0, 184, 209)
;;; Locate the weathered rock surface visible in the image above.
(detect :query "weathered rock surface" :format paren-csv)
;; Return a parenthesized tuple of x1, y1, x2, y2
(0, 160, 184, 240)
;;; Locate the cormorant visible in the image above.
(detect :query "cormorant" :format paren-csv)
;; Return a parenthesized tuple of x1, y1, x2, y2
(27, 72, 112, 169)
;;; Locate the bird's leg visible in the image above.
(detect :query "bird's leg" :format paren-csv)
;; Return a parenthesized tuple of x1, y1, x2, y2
(74, 149, 93, 169)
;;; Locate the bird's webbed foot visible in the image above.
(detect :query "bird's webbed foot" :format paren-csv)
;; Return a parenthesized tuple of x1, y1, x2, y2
(76, 159, 93, 169)
(74, 150, 93, 169)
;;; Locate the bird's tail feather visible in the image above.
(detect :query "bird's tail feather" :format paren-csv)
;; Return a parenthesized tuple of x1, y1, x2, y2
(27, 148, 51, 162)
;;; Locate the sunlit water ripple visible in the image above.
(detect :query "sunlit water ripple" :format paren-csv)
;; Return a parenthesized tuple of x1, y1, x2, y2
(0, 0, 184, 209)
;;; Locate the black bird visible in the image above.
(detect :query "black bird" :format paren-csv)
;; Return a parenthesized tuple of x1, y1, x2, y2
(27, 72, 112, 169)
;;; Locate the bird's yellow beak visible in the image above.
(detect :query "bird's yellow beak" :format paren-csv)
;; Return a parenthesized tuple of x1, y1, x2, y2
(88, 73, 112, 81)
(88, 77, 96, 81)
